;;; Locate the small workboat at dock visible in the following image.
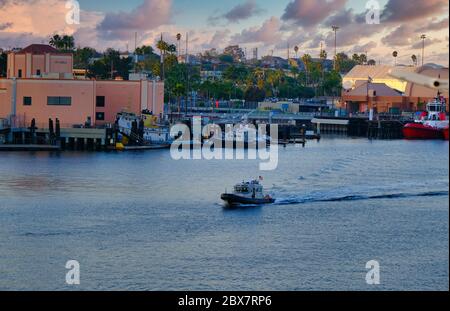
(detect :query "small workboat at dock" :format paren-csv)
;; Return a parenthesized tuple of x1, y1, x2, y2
(115, 111, 173, 149)
(221, 178, 275, 206)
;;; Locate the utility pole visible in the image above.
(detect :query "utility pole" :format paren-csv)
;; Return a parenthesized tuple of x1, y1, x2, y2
(110, 59, 114, 80)
(420, 34, 426, 66)
(176, 33, 181, 59)
(186, 32, 189, 115)
(160, 33, 165, 81)
(134, 32, 137, 73)
(332, 25, 339, 71)
(185, 32, 189, 64)
(287, 42, 290, 60)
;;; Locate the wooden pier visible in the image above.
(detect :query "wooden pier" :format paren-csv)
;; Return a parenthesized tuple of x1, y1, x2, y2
(115, 144, 171, 151)
(312, 117, 411, 139)
(311, 117, 349, 135)
(367, 120, 407, 139)
(0, 144, 60, 151)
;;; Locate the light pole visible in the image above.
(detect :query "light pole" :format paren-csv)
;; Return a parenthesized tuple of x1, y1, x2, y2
(332, 25, 339, 71)
(420, 34, 426, 66)
(176, 33, 181, 58)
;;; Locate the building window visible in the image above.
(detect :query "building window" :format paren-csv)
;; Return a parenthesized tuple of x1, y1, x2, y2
(96, 96, 105, 107)
(36, 69, 41, 76)
(96, 112, 105, 121)
(18, 69, 22, 78)
(23, 96, 32, 106)
(47, 96, 72, 106)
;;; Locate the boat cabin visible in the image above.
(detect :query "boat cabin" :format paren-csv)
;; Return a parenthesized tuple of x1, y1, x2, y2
(233, 180, 264, 198)
(424, 98, 447, 121)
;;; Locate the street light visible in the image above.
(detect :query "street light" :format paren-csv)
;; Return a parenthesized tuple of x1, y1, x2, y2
(176, 33, 181, 58)
(332, 25, 339, 71)
(420, 34, 426, 66)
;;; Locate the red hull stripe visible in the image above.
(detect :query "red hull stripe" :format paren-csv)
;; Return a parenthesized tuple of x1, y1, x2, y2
(403, 123, 445, 139)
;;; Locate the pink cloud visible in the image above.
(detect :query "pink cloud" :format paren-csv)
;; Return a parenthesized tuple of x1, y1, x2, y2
(97, 0, 172, 40)
(282, 0, 347, 27)
(231, 16, 282, 45)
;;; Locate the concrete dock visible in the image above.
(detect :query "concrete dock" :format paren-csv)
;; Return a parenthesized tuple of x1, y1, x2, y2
(7, 127, 112, 151)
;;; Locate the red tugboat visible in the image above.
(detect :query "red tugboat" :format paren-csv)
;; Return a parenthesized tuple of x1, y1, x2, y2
(403, 97, 449, 140)
(443, 126, 449, 140)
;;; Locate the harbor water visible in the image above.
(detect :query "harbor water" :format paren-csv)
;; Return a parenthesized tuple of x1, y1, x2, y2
(0, 138, 448, 290)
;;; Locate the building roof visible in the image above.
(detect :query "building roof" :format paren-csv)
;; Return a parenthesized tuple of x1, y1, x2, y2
(344, 65, 416, 80)
(343, 65, 417, 92)
(345, 82, 403, 97)
(17, 44, 59, 54)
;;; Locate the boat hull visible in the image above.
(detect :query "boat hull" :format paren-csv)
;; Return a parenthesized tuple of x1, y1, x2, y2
(221, 193, 275, 206)
(443, 127, 449, 141)
(403, 123, 444, 140)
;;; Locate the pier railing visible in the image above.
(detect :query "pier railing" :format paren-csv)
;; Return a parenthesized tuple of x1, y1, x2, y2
(0, 118, 9, 130)
(9, 116, 94, 131)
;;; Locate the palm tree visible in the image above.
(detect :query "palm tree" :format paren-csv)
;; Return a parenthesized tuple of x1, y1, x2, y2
(49, 34, 64, 50)
(168, 44, 177, 54)
(392, 51, 398, 66)
(352, 53, 360, 64)
(359, 53, 367, 65)
(174, 83, 185, 114)
(294, 46, 299, 58)
(157, 38, 170, 79)
(301, 54, 312, 85)
(63, 35, 75, 51)
(411, 54, 417, 66)
(157, 39, 169, 55)
(266, 70, 282, 97)
(50, 34, 74, 51)
(319, 49, 327, 60)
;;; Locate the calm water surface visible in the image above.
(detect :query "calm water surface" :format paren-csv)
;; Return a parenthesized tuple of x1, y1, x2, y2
(0, 138, 448, 290)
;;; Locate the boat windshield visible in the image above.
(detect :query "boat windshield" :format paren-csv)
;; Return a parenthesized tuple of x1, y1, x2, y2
(428, 105, 442, 112)
(427, 99, 446, 113)
(234, 185, 249, 193)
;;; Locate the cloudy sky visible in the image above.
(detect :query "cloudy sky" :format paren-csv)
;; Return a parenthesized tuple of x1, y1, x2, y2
(0, 0, 448, 65)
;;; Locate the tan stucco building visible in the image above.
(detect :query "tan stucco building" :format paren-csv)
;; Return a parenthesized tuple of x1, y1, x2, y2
(341, 65, 448, 113)
(0, 44, 164, 127)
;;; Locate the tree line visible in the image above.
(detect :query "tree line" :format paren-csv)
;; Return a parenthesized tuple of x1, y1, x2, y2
(1, 34, 352, 105)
